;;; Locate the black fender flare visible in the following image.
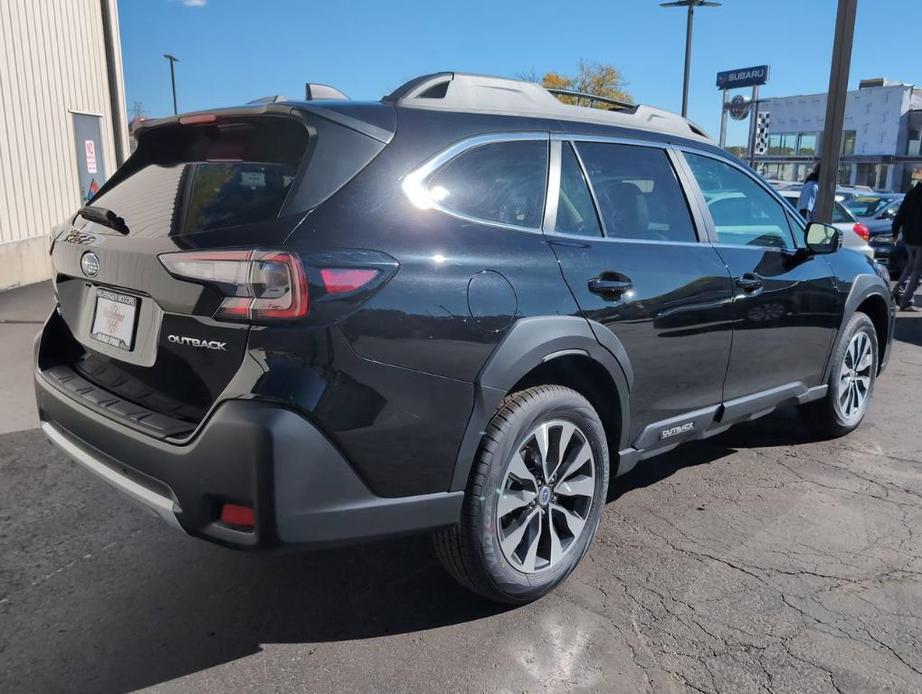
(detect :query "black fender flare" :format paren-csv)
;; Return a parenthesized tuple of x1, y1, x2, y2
(449, 316, 633, 491)
(822, 273, 894, 382)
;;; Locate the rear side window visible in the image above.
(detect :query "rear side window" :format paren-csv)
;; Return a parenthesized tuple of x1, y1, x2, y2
(556, 143, 602, 237)
(575, 142, 697, 242)
(426, 140, 548, 228)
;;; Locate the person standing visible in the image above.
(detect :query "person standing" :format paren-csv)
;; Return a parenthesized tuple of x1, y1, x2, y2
(893, 181, 922, 312)
(798, 164, 821, 222)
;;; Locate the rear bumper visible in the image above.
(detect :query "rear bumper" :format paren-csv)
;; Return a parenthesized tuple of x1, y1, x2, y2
(35, 370, 463, 549)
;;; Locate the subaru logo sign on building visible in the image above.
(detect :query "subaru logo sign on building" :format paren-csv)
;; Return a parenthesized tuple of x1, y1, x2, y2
(80, 251, 100, 277)
(716, 66, 770, 90)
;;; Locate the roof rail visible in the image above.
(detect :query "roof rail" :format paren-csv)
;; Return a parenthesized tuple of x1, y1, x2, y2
(545, 88, 635, 112)
(385, 72, 711, 142)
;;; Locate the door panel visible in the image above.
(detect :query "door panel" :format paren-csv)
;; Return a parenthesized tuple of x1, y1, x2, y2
(549, 141, 734, 441)
(680, 151, 840, 399)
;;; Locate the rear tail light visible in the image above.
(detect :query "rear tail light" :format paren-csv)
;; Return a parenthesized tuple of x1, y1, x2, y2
(159, 249, 308, 321)
(853, 223, 870, 242)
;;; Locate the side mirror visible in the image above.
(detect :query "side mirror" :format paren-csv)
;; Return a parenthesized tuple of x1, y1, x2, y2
(805, 223, 841, 254)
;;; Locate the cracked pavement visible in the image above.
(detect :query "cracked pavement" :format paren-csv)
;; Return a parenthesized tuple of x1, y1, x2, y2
(1, 290, 921, 692)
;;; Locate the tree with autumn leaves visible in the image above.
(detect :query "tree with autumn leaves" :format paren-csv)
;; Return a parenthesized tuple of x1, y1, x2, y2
(520, 60, 631, 108)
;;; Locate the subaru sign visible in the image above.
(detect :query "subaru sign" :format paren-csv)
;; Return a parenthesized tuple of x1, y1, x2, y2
(716, 65, 770, 90)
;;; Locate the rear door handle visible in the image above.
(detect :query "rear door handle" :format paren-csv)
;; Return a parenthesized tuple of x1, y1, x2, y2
(735, 274, 764, 293)
(588, 274, 633, 298)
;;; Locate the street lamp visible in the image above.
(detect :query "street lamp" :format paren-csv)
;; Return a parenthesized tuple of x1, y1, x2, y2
(661, 0, 721, 118)
(163, 54, 179, 115)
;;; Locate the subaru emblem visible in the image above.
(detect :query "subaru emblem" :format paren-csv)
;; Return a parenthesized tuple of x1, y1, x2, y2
(81, 251, 100, 277)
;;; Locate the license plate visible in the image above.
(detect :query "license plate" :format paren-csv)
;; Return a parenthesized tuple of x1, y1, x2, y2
(90, 289, 138, 350)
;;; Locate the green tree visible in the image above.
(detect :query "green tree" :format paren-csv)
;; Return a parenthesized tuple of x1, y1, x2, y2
(521, 61, 631, 108)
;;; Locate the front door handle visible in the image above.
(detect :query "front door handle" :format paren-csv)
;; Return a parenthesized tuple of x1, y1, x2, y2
(588, 274, 633, 299)
(735, 274, 764, 293)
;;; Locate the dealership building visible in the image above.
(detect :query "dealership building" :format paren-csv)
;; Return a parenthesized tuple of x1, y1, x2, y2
(0, 0, 129, 291)
(752, 78, 922, 192)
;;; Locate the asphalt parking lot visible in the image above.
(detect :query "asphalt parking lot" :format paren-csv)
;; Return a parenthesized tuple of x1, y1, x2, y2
(2, 283, 922, 693)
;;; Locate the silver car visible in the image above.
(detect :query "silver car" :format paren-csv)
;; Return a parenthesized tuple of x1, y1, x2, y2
(779, 191, 873, 258)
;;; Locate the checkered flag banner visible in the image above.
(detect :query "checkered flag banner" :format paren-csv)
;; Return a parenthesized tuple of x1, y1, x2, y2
(754, 112, 770, 155)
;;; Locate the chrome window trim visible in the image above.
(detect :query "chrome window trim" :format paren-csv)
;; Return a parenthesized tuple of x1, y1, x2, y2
(675, 146, 802, 250)
(543, 140, 562, 232)
(401, 131, 550, 234)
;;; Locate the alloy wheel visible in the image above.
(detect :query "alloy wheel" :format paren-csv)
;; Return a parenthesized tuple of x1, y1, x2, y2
(495, 420, 596, 574)
(838, 331, 874, 420)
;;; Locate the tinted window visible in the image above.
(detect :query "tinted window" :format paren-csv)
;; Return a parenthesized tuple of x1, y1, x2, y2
(92, 117, 309, 237)
(555, 143, 601, 237)
(575, 142, 696, 242)
(685, 153, 795, 250)
(427, 140, 548, 228)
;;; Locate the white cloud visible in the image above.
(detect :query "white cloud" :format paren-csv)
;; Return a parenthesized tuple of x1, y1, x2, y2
(182, 0, 207, 6)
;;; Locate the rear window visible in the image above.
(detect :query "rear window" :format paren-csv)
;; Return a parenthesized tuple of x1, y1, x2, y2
(844, 196, 887, 217)
(426, 140, 548, 229)
(91, 117, 309, 237)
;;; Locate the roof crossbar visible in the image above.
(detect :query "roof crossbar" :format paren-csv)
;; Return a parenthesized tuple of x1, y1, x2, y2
(545, 88, 636, 112)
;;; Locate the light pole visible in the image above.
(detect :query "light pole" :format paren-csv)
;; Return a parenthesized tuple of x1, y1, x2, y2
(661, 0, 721, 118)
(163, 54, 179, 115)
(815, 0, 858, 224)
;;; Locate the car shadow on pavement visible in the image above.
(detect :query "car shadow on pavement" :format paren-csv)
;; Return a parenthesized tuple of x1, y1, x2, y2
(894, 313, 922, 347)
(8, 529, 513, 693)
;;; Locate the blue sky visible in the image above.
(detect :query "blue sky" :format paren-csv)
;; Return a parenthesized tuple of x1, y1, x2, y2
(119, 0, 922, 147)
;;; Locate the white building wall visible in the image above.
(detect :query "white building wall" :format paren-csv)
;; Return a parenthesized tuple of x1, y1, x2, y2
(760, 84, 910, 157)
(0, 0, 127, 290)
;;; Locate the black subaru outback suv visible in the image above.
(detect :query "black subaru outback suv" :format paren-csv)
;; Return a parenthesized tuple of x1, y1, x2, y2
(36, 72, 894, 603)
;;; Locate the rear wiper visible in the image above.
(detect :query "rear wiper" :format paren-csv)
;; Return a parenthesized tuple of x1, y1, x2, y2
(76, 205, 130, 235)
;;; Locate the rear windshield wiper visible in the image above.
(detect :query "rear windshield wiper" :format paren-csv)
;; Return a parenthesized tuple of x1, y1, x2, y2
(76, 206, 130, 235)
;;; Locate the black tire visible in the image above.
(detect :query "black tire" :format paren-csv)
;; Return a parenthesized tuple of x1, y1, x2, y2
(800, 312, 878, 438)
(433, 385, 610, 604)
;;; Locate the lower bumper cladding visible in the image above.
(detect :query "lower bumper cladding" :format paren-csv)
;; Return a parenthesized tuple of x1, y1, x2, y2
(36, 370, 463, 549)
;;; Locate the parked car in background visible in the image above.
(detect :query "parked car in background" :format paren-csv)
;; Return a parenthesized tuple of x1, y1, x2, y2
(862, 198, 905, 267)
(844, 194, 904, 221)
(778, 190, 873, 258)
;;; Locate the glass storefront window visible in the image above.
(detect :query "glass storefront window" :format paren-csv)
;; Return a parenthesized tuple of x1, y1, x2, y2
(842, 131, 856, 156)
(780, 134, 797, 156)
(767, 134, 782, 156)
(797, 133, 817, 156)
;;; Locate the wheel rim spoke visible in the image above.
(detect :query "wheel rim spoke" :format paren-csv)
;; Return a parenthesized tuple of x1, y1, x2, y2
(507, 451, 538, 491)
(839, 331, 875, 420)
(556, 440, 592, 485)
(555, 473, 595, 498)
(520, 512, 542, 572)
(547, 511, 564, 566)
(552, 502, 587, 539)
(496, 419, 595, 574)
(534, 423, 550, 479)
(500, 507, 539, 559)
(546, 421, 576, 482)
(497, 488, 536, 518)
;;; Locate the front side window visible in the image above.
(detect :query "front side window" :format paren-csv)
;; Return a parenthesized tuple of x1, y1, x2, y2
(555, 143, 601, 237)
(684, 152, 795, 250)
(575, 142, 697, 242)
(426, 140, 548, 228)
